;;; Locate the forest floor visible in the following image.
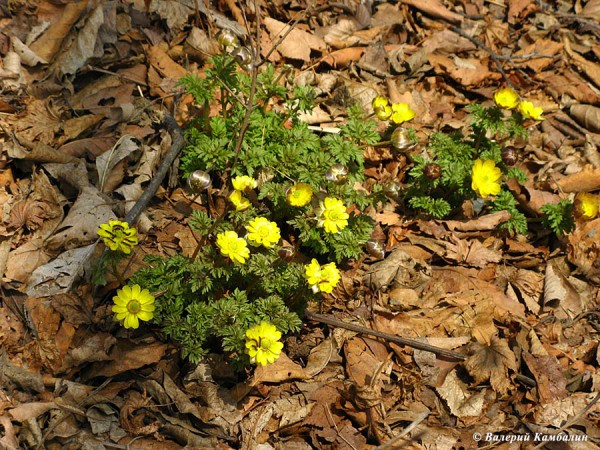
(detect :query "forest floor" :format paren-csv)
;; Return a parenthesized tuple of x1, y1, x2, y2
(1, 0, 600, 449)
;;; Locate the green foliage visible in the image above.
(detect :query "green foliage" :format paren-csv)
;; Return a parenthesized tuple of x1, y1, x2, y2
(491, 190, 528, 234)
(404, 99, 533, 235)
(541, 200, 575, 236)
(126, 50, 384, 365)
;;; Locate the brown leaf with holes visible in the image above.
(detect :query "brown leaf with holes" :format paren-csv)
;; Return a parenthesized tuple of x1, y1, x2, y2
(465, 335, 517, 395)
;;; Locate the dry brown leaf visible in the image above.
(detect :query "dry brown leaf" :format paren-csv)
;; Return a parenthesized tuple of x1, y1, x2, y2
(428, 54, 500, 87)
(322, 47, 365, 67)
(96, 136, 139, 193)
(543, 261, 583, 319)
(0, 415, 18, 449)
(465, 335, 517, 395)
(9, 99, 63, 145)
(7, 200, 50, 231)
(91, 340, 169, 378)
(11, 36, 47, 66)
(345, 337, 390, 387)
(399, 0, 463, 24)
(557, 164, 600, 192)
(363, 249, 432, 291)
(435, 370, 486, 417)
(570, 104, 600, 133)
(9, 402, 58, 422)
(499, 267, 543, 314)
(320, 19, 359, 49)
(29, 0, 90, 62)
(148, 0, 193, 33)
(506, 177, 561, 214)
(564, 37, 600, 90)
(532, 392, 600, 428)
(444, 237, 502, 267)
(444, 210, 511, 231)
(567, 218, 600, 285)
(45, 187, 116, 250)
(52, 3, 117, 78)
(582, 0, 600, 19)
(514, 39, 562, 71)
(250, 353, 309, 385)
(264, 17, 327, 62)
(522, 351, 567, 404)
(545, 71, 600, 105)
(4, 238, 51, 284)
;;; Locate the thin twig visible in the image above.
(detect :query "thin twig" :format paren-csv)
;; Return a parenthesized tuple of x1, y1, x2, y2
(124, 112, 184, 226)
(305, 311, 466, 360)
(450, 26, 512, 86)
(373, 410, 430, 450)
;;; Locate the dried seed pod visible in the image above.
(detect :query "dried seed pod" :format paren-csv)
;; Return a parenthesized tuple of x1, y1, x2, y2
(231, 46, 252, 65)
(501, 146, 518, 166)
(391, 127, 414, 151)
(366, 239, 385, 259)
(423, 163, 441, 180)
(187, 170, 212, 193)
(217, 29, 239, 49)
(325, 164, 349, 184)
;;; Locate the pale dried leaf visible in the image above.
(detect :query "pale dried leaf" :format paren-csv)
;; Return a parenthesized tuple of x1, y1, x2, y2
(4, 238, 51, 284)
(91, 340, 169, 378)
(436, 370, 485, 417)
(264, 17, 327, 62)
(26, 243, 97, 298)
(567, 218, 600, 284)
(149, 0, 193, 33)
(533, 392, 600, 427)
(45, 187, 116, 250)
(363, 249, 432, 290)
(543, 261, 582, 319)
(52, 3, 117, 78)
(465, 335, 517, 395)
(9, 402, 57, 422)
(96, 136, 138, 193)
(11, 37, 47, 66)
(582, 0, 600, 18)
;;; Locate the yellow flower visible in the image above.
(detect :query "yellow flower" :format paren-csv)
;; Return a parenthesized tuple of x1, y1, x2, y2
(518, 101, 544, 121)
(390, 103, 416, 125)
(216, 230, 250, 264)
(232, 175, 257, 192)
(304, 259, 341, 294)
(372, 95, 389, 110)
(228, 190, 251, 211)
(286, 183, 313, 207)
(574, 192, 598, 220)
(316, 197, 349, 233)
(494, 87, 520, 109)
(97, 220, 138, 254)
(372, 96, 392, 120)
(112, 284, 155, 329)
(245, 321, 284, 366)
(471, 159, 502, 198)
(245, 217, 281, 248)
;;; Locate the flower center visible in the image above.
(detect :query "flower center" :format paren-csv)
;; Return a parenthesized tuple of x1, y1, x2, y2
(127, 300, 141, 314)
(229, 240, 242, 252)
(260, 338, 272, 350)
(258, 226, 270, 238)
(482, 175, 489, 182)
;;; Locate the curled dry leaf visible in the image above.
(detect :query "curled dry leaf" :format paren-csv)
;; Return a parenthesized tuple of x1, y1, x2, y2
(264, 17, 327, 62)
(363, 249, 432, 291)
(543, 261, 582, 319)
(570, 104, 600, 133)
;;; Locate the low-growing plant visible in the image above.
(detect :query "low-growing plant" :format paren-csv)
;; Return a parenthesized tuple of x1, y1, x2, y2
(105, 40, 385, 366)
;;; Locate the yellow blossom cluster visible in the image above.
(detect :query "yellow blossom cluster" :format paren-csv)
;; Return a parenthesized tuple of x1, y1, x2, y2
(494, 87, 544, 121)
(245, 321, 284, 366)
(372, 96, 415, 125)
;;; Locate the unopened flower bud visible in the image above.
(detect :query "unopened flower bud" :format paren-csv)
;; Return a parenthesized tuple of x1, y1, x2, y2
(217, 29, 239, 49)
(391, 127, 413, 151)
(325, 164, 349, 184)
(366, 239, 385, 259)
(187, 170, 212, 193)
(383, 181, 402, 199)
(501, 146, 518, 166)
(231, 46, 252, 65)
(423, 163, 441, 180)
